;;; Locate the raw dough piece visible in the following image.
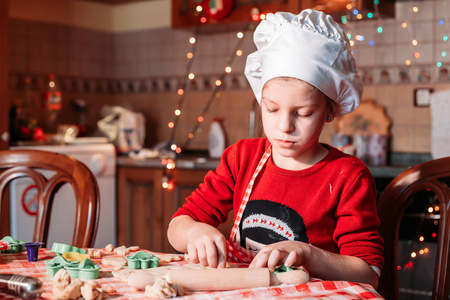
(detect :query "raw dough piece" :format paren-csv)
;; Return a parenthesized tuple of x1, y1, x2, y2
(144, 278, 183, 299)
(53, 269, 83, 300)
(114, 245, 131, 256)
(87, 248, 104, 258)
(80, 280, 104, 300)
(105, 244, 114, 252)
(102, 256, 127, 268)
(157, 254, 183, 263)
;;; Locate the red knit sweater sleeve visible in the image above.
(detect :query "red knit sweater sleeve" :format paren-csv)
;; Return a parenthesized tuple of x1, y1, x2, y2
(333, 168, 384, 270)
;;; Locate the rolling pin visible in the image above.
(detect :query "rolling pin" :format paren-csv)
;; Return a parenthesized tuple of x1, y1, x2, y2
(165, 268, 309, 291)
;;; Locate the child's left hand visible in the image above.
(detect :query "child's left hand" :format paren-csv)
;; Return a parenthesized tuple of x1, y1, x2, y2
(248, 241, 310, 272)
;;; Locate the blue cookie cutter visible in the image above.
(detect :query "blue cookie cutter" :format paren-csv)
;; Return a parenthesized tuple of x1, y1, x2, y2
(45, 256, 100, 279)
(51, 242, 87, 255)
(126, 251, 160, 269)
(1, 236, 26, 253)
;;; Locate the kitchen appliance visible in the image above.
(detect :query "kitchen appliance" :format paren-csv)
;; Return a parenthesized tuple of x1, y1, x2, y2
(9, 143, 116, 248)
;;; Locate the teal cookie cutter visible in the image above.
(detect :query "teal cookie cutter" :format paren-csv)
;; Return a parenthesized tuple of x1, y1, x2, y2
(126, 251, 160, 269)
(1, 236, 26, 253)
(45, 256, 100, 279)
(51, 242, 87, 255)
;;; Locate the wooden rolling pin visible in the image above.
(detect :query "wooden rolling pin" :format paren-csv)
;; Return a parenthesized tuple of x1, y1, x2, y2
(165, 268, 309, 291)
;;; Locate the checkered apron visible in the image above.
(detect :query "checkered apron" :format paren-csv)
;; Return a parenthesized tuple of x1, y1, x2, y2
(226, 145, 272, 263)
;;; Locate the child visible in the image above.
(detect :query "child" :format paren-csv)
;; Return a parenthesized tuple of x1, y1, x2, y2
(168, 9, 383, 288)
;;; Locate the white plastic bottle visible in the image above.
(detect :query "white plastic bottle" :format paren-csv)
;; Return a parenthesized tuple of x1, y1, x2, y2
(209, 119, 226, 159)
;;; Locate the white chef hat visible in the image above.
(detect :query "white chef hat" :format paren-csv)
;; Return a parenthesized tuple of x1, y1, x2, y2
(244, 9, 363, 116)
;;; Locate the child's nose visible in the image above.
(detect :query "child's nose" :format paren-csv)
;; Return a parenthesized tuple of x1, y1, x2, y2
(278, 114, 295, 133)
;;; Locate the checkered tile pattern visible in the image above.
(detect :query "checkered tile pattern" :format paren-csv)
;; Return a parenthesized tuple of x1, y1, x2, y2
(0, 249, 383, 299)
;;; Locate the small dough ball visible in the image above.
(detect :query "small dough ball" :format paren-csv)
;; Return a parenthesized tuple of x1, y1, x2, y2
(105, 244, 114, 252)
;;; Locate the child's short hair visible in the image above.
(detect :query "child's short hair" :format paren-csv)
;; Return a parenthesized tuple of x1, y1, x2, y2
(245, 9, 362, 117)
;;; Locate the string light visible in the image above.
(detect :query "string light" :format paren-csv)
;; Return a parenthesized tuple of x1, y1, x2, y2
(412, 39, 418, 46)
(412, 6, 419, 13)
(189, 37, 196, 44)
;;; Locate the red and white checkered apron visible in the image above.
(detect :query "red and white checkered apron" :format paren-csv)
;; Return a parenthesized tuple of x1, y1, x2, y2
(226, 145, 272, 263)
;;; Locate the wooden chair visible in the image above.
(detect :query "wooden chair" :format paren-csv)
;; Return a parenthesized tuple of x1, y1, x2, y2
(0, 149, 100, 248)
(377, 157, 450, 300)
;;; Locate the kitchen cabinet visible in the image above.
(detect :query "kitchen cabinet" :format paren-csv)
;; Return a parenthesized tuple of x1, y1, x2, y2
(117, 158, 233, 253)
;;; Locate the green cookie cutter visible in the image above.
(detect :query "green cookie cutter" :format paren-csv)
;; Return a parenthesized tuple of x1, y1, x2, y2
(274, 265, 299, 273)
(45, 255, 80, 277)
(1, 236, 26, 253)
(126, 251, 160, 269)
(51, 242, 87, 255)
(45, 256, 100, 279)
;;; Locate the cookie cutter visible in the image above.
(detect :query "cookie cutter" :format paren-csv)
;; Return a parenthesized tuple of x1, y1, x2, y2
(274, 265, 299, 273)
(1, 236, 26, 253)
(126, 251, 160, 269)
(51, 242, 87, 255)
(45, 256, 100, 279)
(45, 255, 80, 277)
(22, 242, 44, 262)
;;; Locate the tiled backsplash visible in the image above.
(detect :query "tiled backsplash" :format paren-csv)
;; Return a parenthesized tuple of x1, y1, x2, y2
(8, 1, 450, 155)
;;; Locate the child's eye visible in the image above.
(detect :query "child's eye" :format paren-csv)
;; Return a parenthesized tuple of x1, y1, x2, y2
(296, 111, 311, 117)
(266, 107, 278, 113)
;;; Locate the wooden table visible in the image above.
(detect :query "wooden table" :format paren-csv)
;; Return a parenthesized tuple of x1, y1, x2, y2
(0, 248, 384, 299)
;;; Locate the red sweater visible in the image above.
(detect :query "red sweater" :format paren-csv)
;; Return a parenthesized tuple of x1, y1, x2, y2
(173, 138, 384, 270)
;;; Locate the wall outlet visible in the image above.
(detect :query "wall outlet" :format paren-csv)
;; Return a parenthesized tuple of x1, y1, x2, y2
(414, 88, 433, 107)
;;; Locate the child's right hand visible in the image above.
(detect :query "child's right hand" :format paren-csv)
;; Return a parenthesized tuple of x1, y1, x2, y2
(185, 221, 227, 268)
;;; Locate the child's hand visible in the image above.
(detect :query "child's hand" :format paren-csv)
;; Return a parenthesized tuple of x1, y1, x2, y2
(248, 241, 310, 272)
(186, 222, 227, 269)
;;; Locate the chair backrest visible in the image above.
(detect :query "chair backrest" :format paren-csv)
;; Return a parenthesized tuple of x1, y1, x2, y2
(377, 157, 450, 300)
(0, 149, 100, 248)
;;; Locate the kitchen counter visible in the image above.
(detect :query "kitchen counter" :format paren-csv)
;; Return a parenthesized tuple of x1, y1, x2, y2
(118, 151, 433, 178)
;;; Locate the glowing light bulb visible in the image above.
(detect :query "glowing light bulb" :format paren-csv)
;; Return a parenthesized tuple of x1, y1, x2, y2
(356, 14, 363, 20)
(413, 6, 418, 12)
(200, 17, 207, 23)
(405, 60, 411, 65)
(236, 50, 243, 56)
(168, 122, 174, 128)
(355, 35, 364, 41)
(377, 27, 383, 33)
(419, 236, 424, 242)
(225, 66, 232, 73)
(177, 89, 184, 95)
(215, 80, 222, 86)
(189, 37, 196, 44)
(419, 249, 424, 255)
(188, 73, 195, 80)
(367, 12, 373, 18)
(196, 5, 202, 12)
(176, 147, 182, 154)
(349, 40, 355, 46)
(411, 252, 416, 258)
(237, 32, 244, 39)
(198, 116, 204, 122)
(162, 182, 168, 189)
(170, 144, 177, 151)
(175, 109, 181, 116)
(428, 207, 434, 213)
(187, 52, 193, 59)
(260, 14, 266, 20)
(346, 3, 352, 9)
(414, 52, 420, 58)
(188, 133, 194, 139)
(435, 205, 440, 211)
(437, 62, 443, 67)
(412, 39, 418, 46)
(402, 22, 407, 28)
